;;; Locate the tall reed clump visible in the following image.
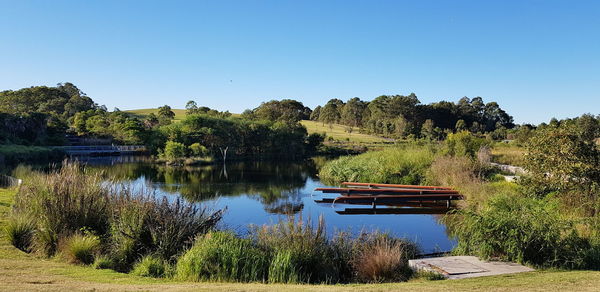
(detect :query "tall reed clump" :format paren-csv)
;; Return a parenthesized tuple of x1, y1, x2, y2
(13, 162, 110, 256)
(4, 214, 35, 252)
(448, 193, 596, 269)
(8, 161, 223, 272)
(255, 216, 340, 284)
(319, 145, 436, 184)
(108, 189, 223, 271)
(61, 233, 101, 265)
(175, 231, 270, 282)
(350, 233, 419, 282)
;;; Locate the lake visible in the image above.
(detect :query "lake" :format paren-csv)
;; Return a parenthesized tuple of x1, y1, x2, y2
(43, 155, 457, 253)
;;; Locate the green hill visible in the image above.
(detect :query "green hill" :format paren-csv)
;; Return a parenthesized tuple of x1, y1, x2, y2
(301, 120, 389, 143)
(125, 108, 187, 121)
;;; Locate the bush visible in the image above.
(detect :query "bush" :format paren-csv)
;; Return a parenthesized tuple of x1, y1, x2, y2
(108, 190, 223, 271)
(449, 194, 595, 268)
(4, 214, 35, 252)
(61, 233, 101, 265)
(93, 255, 114, 269)
(350, 233, 418, 283)
(444, 131, 488, 158)
(175, 231, 270, 282)
(188, 143, 208, 157)
(163, 140, 187, 160)
(319, 145, 435, 184)
(131, 255, 171, 278)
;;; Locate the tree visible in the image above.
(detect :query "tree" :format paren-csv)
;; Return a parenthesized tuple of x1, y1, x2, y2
(252, 99, 310, 124)
(341, 97, 366, 127)
(186, 100, 199, 115)
(421, 119, 436, 140)
(319, 100, 341, 125)
(310, 106, 321, 121)
(455, 119, 467, 132)
(163, 140, 187, 160)
(158, 105, 175, 121)
(522, 120, 600, 213)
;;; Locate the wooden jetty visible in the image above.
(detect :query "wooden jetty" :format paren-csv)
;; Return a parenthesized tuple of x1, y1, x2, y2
(314, 182, 462, 214)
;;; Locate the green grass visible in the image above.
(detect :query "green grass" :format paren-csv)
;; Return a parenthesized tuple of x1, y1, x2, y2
(301, 120, 389, 143)
(491, 142, 526, 166)
(125, 108, 188, 121)
(319, 145, 435, 184)
(1, 188, 600, 291)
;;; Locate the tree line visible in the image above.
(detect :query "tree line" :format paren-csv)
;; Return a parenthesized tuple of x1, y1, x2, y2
(310, 94, 515, 140)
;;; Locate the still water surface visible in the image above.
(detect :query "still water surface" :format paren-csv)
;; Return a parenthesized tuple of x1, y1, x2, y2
(79, 156, 455, 253)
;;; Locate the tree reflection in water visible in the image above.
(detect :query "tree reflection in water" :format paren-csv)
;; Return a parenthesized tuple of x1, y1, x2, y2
(91, 157, 324, 215)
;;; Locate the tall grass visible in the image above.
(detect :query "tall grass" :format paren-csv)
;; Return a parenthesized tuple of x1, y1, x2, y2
(175, 231, 270, 282)
(319, 145, 436, 184)
(10, 161, 222, 272)
(255, 216, 340, 283)
(4, 214, 35, 252)
(131, 255, 172, 278)
(448, 193, 597, 269)
(60, 233, 101, 265)
(14, 162, 110, 256)
(351, 233, 418, 282)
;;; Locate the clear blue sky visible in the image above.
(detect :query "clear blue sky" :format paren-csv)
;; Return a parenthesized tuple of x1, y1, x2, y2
(1, 0, 598, 124)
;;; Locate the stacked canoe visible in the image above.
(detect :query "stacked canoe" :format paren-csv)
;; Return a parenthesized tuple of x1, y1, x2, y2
(314, 182, 462, 215)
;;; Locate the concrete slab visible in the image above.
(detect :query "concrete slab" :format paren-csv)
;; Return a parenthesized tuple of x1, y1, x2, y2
(409, 256, 534, 279)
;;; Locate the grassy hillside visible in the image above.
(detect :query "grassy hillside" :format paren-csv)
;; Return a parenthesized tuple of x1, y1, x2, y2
(125, 108, 187, 121)
(301, 120, 389, 143)
(1, 188, 600, 291)
(123, 110, 387, 144)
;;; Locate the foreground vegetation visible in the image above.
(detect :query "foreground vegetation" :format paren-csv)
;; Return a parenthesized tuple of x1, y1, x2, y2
(2, 188, 600, 291)
(5, 162, 427, 284)
(319, 122, 600, 271)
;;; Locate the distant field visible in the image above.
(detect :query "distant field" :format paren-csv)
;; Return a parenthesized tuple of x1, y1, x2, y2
(125, 108, 187, 121)
(301, 120, 389, 143)
(491, 142, 526, 166)
(124, 110, 388, 143)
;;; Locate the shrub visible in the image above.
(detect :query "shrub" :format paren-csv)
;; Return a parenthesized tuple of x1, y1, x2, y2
(449, 194, 594, 268)
(131, 255, 171, 278)
(175, 231, 270, 282)
(163, 140, 187, 160)
(319, 145, 435, 184)
(444, 131, 488, 158)
(188, 143, 208, 157)
(61, 233, 101, 265)
(108, 190, 223, 271)
(93, 255, 114, 269)
(4, 214, 35, 252)
(350, 233, 418, 283)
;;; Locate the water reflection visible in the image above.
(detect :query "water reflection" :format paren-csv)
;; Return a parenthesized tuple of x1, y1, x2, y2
(81, 156, 455, 253)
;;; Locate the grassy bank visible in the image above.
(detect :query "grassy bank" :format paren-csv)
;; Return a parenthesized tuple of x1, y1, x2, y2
(2, 189, 600, 290)
(318, 144, 436, 185)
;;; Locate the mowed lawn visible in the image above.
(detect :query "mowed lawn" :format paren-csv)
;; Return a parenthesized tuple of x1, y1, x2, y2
(301, 120, 389, 143)
(1, 188, 599, 291)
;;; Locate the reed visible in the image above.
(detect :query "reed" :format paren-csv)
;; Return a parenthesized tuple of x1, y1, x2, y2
(319, 145, 436, 184)
(175, 231, 270, 282)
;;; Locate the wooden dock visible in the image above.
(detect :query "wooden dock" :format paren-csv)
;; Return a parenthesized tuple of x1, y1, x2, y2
(314, 182, 462, 214)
